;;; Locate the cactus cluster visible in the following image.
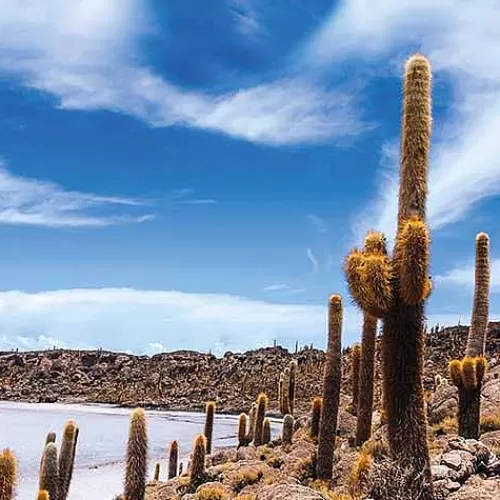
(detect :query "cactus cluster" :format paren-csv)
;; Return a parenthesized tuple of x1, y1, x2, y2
(345, 54, 434, 499)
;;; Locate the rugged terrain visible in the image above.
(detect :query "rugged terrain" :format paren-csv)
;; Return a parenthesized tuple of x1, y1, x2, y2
(1, 322, 500, 415)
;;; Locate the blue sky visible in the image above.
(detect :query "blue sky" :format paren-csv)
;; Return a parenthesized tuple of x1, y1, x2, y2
(0, 0, 498, 355)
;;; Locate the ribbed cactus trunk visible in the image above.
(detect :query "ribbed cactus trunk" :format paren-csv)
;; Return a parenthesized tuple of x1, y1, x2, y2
(168, 441, 178, 480)
(253, 393, 268, 447)
(58, 420, 78, 500)
(204, 401, 216, 455)
(316, 294, 342, 481)
(40, 443, 58, 500)
(356, 314, 377, 446)
(345, 54, 434, 500)
(461, 233, 490, 440)
(350, 344, 361, 415)
(288, 361, 297, 415)
(237, 414, 248, 448)
(310, 397, 322, 441)
(189, 435, 206, 488)
(282, 415, 294, 446)
(124, 408, 148, 500)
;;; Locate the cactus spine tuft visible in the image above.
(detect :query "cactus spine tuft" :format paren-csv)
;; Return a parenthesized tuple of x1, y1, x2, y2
(317, 294, 342, 481)
(204, 401, 216, 455)
(124, 408, 148, 500)
(37, 491, 49, 500)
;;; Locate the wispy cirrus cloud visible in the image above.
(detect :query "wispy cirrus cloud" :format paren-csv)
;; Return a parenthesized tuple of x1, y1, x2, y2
(306, 247, 319, 273)
(0, 162, 154, 228)
(0, 0, 369, 146)
(307, 213, 328, 234)
(436, 258, 500, 292)
(168, 188, 218, 206)
(299, 0, 500, 239)
(263, 283, 305, 294)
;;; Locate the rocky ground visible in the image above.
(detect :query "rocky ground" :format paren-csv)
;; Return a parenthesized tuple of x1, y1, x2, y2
(1, 322, 499, 415)
(1, 322, 500, 499)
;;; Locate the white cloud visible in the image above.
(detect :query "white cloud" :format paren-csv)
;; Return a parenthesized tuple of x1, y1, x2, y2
(307, 214, 328, 234)
(306, 248, 319, 273)
(228, 0, 261, 37)
(300, 1, 500, 240)
(436, 258, 500, 292)
(0, 288, 363, 355)
(263, 283, 288, 291)
(0, 0, 368, 146)
(0, 162, 154, 227)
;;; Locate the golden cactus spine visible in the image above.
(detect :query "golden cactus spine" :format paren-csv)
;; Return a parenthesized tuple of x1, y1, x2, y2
(58, 420, 78, 500)
(168, 441, 178, 480)
(0, 449, 17, 500)
(237, 413, 248, 448)
(189, 434, 206, 488)
(316, 294, 342, 481)
(282, 415, 294, 446)
(253, 393, 268, 446)
(344, 54, 434, 499)
(204, 401, 216, 455)
(39, 443, 58, 500)
(356, 313, 377, 446)
(310, 397, 322, 441)
(37, 491, 49, 500)
(350, 344, 361, 415)
(124, 408, 148, 500)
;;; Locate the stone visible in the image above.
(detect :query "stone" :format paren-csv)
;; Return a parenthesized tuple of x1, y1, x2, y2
(256, 482, 329, 500)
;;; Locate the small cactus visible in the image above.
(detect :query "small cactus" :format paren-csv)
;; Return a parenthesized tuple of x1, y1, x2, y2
(237, 414, 248, 448)
(0, 449, 17, 500)
(246, 403, 257, 444)
(310, 397, 322, 440)
(278, 374, 284, 415)
(282, 415, 294, 446)
(39, 443, 58, 500)
(153, 463, 160, 481)
(204, 401, 216, 455)
(253, 393, 268, 447)
(189, 435, 206, 488)
(124, 408, 148, 500)
(168, 441, 178, 479)
(263, 418, 271, 445)
(282, 367, 291, 415)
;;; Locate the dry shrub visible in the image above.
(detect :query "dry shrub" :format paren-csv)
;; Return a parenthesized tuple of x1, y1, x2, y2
(197, 483, 229, 500)
(480, 413, 500, 433)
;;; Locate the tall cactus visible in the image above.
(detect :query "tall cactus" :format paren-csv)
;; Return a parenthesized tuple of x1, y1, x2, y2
(39, 443, 58, 500)
(246, 403, 257, 444)
(356, 313, 377, 446)
(282, 367, 291, 415)
(189, 435, 206, 488)
(263, 418, 271, 445)
(168, 441, 178, 480)
(124, 408, 148, 500)
(350, 344, 361, 415)
(204, 401, 216, 455)
(58, 420, 78, 500)
(282, 415, 294, 446)
(237, 414, 248, 448)
(288, 360, 297, 415)
(0, 449, 17, 500)
(344, 54, 434, 499)
(449, 233, 490, 439)
(316, 294, 342, 481)
(253, 393, 268, 447)
(278, 374, 284, 415)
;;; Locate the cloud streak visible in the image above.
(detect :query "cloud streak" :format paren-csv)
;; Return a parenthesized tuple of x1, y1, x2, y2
(436, 258, 500, 293)
(306, 247, 319, 273)
(307, 214, 328, 234)
(0, 162, 154, 228)
(0, 0, 369, 146)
